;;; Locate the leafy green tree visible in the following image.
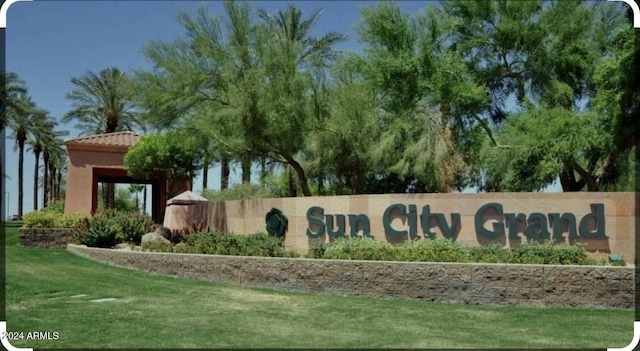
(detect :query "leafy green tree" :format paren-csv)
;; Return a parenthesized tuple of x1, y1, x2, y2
(340, 2, 486, 193)
(123, 132, 203, 198)
(446, 0, 632, 192)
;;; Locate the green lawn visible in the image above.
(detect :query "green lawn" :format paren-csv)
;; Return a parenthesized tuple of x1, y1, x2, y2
(2, 222, 635, 349)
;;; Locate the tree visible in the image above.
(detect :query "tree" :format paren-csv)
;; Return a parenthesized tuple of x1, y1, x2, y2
(440, 0, 633, 192)
(1, 72, 28, 130)
(253, 3, 346, 196)
(43, 134, 68, 207)
(124, 132, 203, 198)
(27, 111, 68, 210)
(63, 67, 140, 207)
(338, 2, 485, 193)
(6, 93, 36, 217)
(128, 184, 144, 211)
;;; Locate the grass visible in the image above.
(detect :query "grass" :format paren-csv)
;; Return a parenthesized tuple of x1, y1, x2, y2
(2, 222, 635, 349)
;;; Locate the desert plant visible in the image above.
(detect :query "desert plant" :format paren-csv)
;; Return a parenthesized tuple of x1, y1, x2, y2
(75, 215, 119, 248)
(118, 212, 155, 244)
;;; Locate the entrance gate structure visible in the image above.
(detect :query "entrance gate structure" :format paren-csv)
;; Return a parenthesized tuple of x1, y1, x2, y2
(64, 131, 187, 223)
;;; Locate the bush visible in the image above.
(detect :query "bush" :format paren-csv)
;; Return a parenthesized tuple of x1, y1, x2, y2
(74, 209, 155, 247)
(307, 238, 330, 259)
(312, 237, 603, 266)
(22, 211, 57, 228)
(22, 211, 90, 229)
(396, 238, 470, 263)
(179, 231, 289, 257)
(141, 242, 175, 252)
(57, 212, 92, 229)
(43, 200, 65, 214)
(511, 241, 590, 265)
(467, 244, 516, 263)
(118, 212, 155, 244)
(75, 215, 119, 248)
(323, 238, 397, 261)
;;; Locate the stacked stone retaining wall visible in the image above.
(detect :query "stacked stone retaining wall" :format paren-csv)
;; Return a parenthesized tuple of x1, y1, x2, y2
(67, 244, 634, 309)
(20, 228, 76, 249)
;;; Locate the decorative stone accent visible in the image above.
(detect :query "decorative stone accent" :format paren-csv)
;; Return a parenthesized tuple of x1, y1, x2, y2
(141, 232, 170, 245)
(67, 245, 634, 309)
(19, 228, 76, 249)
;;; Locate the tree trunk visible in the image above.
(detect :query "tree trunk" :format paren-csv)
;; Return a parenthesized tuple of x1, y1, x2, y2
(43, 150, 49, 209)
(241, 155, 251, 184)
(33, 150, 40, 211)
(284, 155, 311, 196)
(143, 185, 147, 214)
(202, 161, 209, 190)
(18, 139, 25, 217)
(49, 166, 55, 205)
(50, 164, 55, 203)
(104, 126, 117, 209)
(287, 166, 297, 197)
(260, 157, 267, 182)
(56, 171, 62, 200)
(559, 166, 585, 192)
(105, 183, 115, 209)
(221, 158, 230, 190)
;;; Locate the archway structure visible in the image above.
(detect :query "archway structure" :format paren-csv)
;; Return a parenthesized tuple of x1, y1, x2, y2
(64, 131, 188, 223)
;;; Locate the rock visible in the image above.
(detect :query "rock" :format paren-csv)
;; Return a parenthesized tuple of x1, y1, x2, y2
(154, 226, 172, 240)
(141, 232, 170, 245)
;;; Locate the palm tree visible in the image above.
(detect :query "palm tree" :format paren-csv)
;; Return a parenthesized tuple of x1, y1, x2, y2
(42, 132, 69, 208)
(128, 184, 144, 211)
(27, 110, 50, 211)
(6, 93, 37, 217)
(1, 72, 28, 130)
(63, 67, 140, 208)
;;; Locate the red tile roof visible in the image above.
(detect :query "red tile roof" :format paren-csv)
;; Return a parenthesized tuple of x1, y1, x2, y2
(65, 131, 141, 147)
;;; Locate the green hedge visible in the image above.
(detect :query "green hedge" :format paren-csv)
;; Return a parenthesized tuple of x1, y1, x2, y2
(319, 238, 606, 266)
(142, 231, 300, 258)
(22, 211, 91, 229)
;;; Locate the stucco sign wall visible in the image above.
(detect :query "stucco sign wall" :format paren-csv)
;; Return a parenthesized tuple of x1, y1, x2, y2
(195, 192, 635, 261)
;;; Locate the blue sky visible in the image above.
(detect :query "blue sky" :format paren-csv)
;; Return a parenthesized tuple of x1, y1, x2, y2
(3, 0, 562, 218)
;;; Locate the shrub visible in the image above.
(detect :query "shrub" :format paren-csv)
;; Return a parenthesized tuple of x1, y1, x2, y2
(22, 211, 90, 229)
(43, 200, 65, 214)
(166, 220, 210, 244)
(314, 237, 601, 266)
(180, 231, 289, 257)
(511, 241, 590, 265)
(141, 242, 175, 252)
(22, 211, 57, 228)
(468, 244, 516, 263)
(396, 238, 470, 263)
(73, 210, 155, 247)
(323, 238, 397, 261)
(118, 212, 155, 244)
(307, 238, 330, 259)
(75, 215, 119, 248)
(57, 212, 92, 229)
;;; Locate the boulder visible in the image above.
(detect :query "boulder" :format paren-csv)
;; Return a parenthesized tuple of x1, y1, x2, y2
(154, 226, 172, 240)
(141, 232, 170, 245)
